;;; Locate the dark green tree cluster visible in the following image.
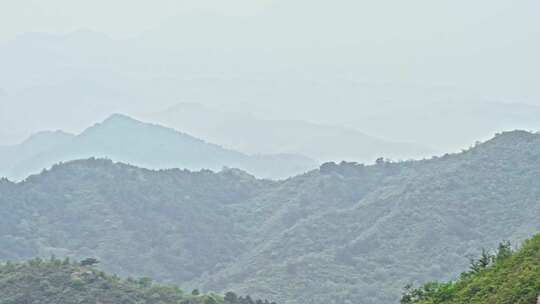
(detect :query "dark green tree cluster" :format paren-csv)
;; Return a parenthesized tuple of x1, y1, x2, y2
(401, 234, 540, 304)
(0, 257, 276, 304)
(224, 292, 276, 304)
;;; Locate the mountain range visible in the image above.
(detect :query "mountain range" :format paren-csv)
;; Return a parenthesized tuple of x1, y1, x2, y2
(0, 114, 317, 180)
(1, 130, 539, 303)
(142, 102, 435, 163)
(2, 29, 540, 153)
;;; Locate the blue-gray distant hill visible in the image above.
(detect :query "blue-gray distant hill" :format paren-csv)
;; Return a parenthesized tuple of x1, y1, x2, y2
(0, 114, 317, 180)
(143, 102, 437, 163)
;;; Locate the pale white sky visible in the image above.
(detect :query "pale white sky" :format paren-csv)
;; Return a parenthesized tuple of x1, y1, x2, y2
(1, 0, 537, 41)
(0, 0, 274, 42)
(1, 0, 539, 148)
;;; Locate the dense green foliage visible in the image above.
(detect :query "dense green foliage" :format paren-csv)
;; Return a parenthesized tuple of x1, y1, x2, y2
(401, 234, 540, 304)
(1, 131, 540, 303)
(0, 257, 275, 304)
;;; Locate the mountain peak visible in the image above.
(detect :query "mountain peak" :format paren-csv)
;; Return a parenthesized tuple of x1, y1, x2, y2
(478, 130, 539, 150)
(82, 113, 186, 140)
(22, 130, 74, 145)
(91, 114, 199, 140)
(492, 130, 537, 142)
(102, 113, 138, 124)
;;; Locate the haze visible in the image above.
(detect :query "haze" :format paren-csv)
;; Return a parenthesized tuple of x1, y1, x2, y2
(2, 2, 540, 304)
(1, 0, 539, 154)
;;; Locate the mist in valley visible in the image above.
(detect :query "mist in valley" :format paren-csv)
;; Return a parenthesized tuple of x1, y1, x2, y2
(1, 1, 540, 304)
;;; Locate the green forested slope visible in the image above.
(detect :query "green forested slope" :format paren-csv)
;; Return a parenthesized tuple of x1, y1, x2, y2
(401, 234, 540, 304)
(1, 131, 540, 303)
(0, 257, 274, 304)
(0, 159, 274, 283)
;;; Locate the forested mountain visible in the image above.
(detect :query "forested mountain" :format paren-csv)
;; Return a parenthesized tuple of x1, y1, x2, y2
(0, 257, 275, 304)
(1, 130, 539, 303)
(0, 114, 317, 180)
(401, 233, 540, 304)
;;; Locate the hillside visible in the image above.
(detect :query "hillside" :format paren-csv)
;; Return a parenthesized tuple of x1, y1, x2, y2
(0, 114, 317, 180)
(401, 234, 540, 304)
(0, 130, 74, 173)
(0, 257, 275, 304)
(143, 102, 435, 162)
(0, 131, 539, 303)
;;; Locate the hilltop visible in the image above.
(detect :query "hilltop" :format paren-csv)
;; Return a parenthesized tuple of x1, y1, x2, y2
(0, 257, 275, 304)
(0, 130, 539, 303)
(0, 114, 317, 180)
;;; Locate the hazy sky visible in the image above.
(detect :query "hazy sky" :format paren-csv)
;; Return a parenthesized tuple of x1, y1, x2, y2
(0, 0, 274, 41)
(1, 0, 540, 149)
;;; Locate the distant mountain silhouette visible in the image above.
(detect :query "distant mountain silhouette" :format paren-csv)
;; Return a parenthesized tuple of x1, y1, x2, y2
(143, 102, 436, 162)
(0, 130, 74, 175)
(2, 30, 540, 152)
(0, 114, 317, 180)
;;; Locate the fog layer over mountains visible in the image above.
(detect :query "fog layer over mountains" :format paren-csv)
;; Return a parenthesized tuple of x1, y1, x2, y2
(143, 103, 435, 163)
(1, 0, 540, 151)
(2, 2, 540, 304)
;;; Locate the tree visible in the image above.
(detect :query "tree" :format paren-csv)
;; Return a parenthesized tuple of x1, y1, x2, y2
(138, 277, 152, 288)
(494, 240, 513, 262)
(205, 296, 218, 304)
(400, 284, 415, 304)
(469, 249, 492, 273)
(80, 258, 100, 266)
(225, 291, 238, 304)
